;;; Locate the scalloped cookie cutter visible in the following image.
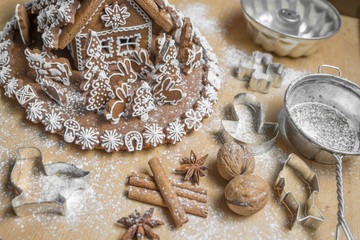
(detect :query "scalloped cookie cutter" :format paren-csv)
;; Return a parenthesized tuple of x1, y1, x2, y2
(11, 147, 91, 217)
(237, 51, 285, 94)
(274, 154, 325, 230)
(221, 93, 279, 155)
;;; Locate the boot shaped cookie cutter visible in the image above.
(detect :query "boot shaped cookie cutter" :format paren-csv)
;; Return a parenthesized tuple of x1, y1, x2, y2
(274, 154, 325, 230)
(221, 93, 279, 155)
(10, 147, 91, 217)
(237, 51, 285, 94)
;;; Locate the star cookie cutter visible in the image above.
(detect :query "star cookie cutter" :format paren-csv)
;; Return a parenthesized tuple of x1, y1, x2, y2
(10, 147, 91, 217)
(274, 154, 325, 230)
(237, 51, 285, 94)
(222, 93, 279, 155)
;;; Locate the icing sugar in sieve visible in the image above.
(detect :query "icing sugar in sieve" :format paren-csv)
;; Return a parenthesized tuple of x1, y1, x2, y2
(290, 102, 359, 152)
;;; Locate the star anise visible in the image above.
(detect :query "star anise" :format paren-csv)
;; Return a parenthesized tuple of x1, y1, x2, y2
(175, 150, 208, 185)
(117, 208, 164, 240)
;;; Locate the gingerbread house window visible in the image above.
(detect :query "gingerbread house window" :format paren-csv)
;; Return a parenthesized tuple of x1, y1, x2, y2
(116, 34, 141, 56)
(101, 37, 114, 58)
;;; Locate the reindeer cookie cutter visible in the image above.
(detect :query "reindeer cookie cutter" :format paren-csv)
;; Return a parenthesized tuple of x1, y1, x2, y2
(274, 154, 325, 230)
(237, 51, 285, 94)
(11, 147, 91, 217)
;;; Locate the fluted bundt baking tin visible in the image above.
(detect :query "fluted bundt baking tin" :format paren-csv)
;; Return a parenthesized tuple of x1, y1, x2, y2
(241, 0, 342, 57)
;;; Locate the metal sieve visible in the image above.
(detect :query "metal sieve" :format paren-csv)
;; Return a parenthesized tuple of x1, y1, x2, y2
(284, 65, 360, 240)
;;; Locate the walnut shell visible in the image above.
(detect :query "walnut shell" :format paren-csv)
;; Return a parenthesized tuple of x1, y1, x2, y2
(225, 174, 269, 216)
(217, 142, 255, 181)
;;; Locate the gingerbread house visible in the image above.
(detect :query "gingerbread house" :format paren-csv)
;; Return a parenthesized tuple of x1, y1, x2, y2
(58, 0, 174, 70)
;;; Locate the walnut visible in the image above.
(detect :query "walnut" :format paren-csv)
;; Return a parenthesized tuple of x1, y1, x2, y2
(224, 174, 269, 216)
(217, 142, 255, 181)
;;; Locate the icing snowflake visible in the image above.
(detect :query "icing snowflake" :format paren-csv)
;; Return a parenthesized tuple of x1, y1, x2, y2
(196, 98, 213, 118)
(101, 2, 131, 29)
(166, 119, 186, 144)
(203, 85, 218, 103)
(43, 109, 64, 133)
(26, 99, 46, 122)
(4, 78, 19, 97)
(184, 109, 202, 131)
(143, 124, 165, 147)
(0, 65, 11, 85)
(76, 127, 100, 150)
(100, 129, 124, 152)
(15, 85, 36, 105)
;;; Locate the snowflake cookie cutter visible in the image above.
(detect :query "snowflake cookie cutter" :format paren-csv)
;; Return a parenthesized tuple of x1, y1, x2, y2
(10, 147, 91, 217)
(274, 154, 325, 230)
(237, 51, 285, 94)
(221, 93, 279, 155)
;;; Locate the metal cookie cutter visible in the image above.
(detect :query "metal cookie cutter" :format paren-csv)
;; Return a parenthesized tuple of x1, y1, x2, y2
(11, 147, 91, 217)
(274, 154, 325, 230)
(222, 93, 279, 155)
(237, 51, 285, 94)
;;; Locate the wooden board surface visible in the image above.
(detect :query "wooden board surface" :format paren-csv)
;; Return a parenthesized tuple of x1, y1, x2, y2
(0, 0, 359, 239)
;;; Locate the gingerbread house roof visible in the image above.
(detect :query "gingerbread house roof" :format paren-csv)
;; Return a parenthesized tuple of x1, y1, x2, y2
(58, 0, 174, 50)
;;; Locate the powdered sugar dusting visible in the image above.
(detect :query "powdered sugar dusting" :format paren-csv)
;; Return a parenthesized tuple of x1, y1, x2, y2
(0, 1, 359, 240)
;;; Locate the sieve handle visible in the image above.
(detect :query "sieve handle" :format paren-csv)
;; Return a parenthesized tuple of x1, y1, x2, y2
(318, 65, 342, 77)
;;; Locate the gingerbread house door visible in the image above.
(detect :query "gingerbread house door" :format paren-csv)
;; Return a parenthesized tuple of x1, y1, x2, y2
(72, 0, 152, 70)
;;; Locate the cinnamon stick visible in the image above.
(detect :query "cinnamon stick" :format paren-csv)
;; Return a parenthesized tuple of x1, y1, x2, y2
(131, 172, 207, 195)
(128, 186, 208, 218)
(148, 158, 188, 227)
(129, 175, 207, 203)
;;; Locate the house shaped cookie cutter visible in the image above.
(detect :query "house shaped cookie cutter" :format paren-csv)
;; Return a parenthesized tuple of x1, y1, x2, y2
(10, 147, 91, 217)
(237, 51, 285, 94)
(274, 154, 325, 230)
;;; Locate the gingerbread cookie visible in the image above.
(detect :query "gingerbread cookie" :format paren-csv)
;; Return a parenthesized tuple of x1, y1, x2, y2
(152, 33, 184, 106)
(32, 0, 80, 49)
(15, 4, 32, 45)
(130, 81, 155, 121)
(0, 0, 221, 152)
(105, 81, 131, 124)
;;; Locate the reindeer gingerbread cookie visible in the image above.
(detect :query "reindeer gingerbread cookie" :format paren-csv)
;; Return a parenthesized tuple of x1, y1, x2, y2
(0, 0, 221, 152)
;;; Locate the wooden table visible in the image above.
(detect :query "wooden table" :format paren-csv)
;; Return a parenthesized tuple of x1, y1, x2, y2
(0, 0, 359, 239)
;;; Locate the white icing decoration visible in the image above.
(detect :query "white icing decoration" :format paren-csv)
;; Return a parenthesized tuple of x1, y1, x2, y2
(83, 31, 110, 91)
(143, 124, 165, 147)
(166, 119, 186, 144)
(26, 99, 46, 122)
(74, 0, 152, 71)
(15, 85, 36, 105)
(124, 131, 143, 152)
(130, 48, 154, 79)
(24, 49, 72, 86)
(4, 77, 19, 97)
(115, 33, 141, 57)
(86, 70, 113, 112)
(132, 81, 155, 121)
(203, 84, 218, 103)
(101, 2, 131, 29)
(185, 44, 202, 74)
(63, 119, 80, 143)
(196, 98, 213, 118)
(75, 127, 100, 150)
(105, 82, 131, 124)
(184, 109, 202, 131)
(43, 109, 64, 133)
(0, 39, 12, 85)
(100, 129, 124, 152)
(114, 58, 137, 83)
